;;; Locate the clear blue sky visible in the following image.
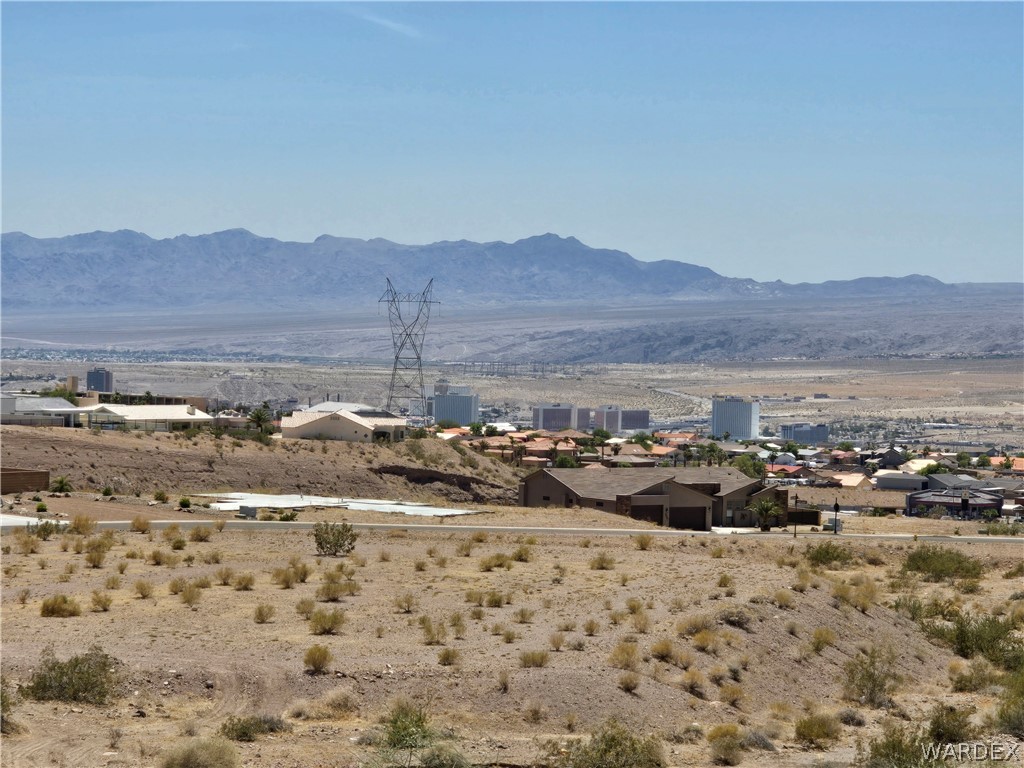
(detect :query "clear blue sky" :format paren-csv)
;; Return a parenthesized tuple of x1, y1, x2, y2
(2, 2, 1021, 283)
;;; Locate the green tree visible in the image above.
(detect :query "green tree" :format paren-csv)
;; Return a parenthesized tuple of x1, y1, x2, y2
(435, 419, 460, 429)
(837, 441, 855, 451)
(628, 432, 653, 450)
(1002, 457, 1014, 470)
(592, 428, 611, 442)
(976, 454, 992, 468)
(49, 476, 73, 493)
(680, 445, 693, 467)
(554, 455, 579, 469)
(955, 452, 971, 468)
(732, 453, 765, 479)
(483, 424, 499, 437)
(248, 406, 272, 433)
(468, 422, 483, 436)
(749, 498, 781, 530)
(918, 463, 949, 476)
(38, 387, 78, 406)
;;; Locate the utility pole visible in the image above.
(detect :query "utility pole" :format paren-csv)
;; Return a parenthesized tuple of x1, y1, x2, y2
(379, 278, 439, 424)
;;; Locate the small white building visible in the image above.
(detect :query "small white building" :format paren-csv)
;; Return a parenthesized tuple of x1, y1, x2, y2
(280, 409, 407, 443)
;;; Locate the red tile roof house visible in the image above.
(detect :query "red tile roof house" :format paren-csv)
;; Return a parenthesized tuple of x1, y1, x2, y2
(519, 466, 782, 530)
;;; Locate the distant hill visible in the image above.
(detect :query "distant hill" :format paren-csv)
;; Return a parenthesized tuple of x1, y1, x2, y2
(0, 228, 1000, 312)
(3, 229, 1021, 362)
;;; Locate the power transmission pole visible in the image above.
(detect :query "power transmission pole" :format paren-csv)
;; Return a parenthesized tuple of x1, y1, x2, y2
(379, 278, 438, 423)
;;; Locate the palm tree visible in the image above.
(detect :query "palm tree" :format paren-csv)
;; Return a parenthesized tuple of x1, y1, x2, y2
(749, 498, 781, 531)
(49, 475, 73, 493)
(248, 406, 272, 434)
(681, 445, 693, 467)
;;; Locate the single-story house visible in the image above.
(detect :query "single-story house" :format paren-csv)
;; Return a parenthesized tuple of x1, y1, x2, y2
(83, 404, 214, 432)
(872, 471, 928, 492)
(519, 466, 780, 530)
(280, 408, 406, 442)
(906, 488, 1003, 519)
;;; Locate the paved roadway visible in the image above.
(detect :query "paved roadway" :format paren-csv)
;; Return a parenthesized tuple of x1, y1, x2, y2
(4, 516, 1021, 546)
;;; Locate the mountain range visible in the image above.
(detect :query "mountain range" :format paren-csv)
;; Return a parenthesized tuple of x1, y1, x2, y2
(1, 228, 1000, 311)
(2, 229, 1021, 362)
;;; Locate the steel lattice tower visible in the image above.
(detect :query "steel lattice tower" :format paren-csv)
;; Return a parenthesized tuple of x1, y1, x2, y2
(379, 278, 438, 422)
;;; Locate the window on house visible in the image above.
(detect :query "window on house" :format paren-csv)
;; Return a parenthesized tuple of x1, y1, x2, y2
(542, 496, 550, 501)
(596, 501, 604, 508)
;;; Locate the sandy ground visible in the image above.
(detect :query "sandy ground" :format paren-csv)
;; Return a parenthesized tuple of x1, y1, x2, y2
(2, 507, 1022, 767)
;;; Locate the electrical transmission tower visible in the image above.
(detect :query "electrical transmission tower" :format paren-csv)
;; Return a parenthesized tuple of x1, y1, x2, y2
(379, 278, 439, 423)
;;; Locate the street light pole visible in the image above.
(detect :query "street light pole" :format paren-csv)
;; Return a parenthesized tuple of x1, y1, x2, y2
(833, 498, 840, 535)
(793, 493, 799, 538)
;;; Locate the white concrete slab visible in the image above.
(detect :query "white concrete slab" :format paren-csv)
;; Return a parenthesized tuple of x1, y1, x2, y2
(196, 492, 476, 517)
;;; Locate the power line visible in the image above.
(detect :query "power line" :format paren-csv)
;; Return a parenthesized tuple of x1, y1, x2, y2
(379, 278, 439, 422)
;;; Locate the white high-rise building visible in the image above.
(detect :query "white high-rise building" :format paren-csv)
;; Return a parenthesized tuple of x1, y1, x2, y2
(710, 396, 760, 440)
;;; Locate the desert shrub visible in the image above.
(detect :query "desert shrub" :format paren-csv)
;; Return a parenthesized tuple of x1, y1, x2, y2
(1, 677, 17, 735)
(995, 669, 1024, 738)
(437, 648, 459, 666)
(904, 545, 983, 582)
(542, 718, 665, 768)
(215, 567, 234, 586)
(677, 613, 715, 637)
(926, 703, 978, 745)
(382, 698, 434, 750)
(512, 545, 533, 562)
(589, 552, 615, 570)
(925, 612, 1023, 670)
(304, 644, 333, 674)
(706, 723, 743, 766)
(180, 584, 202, 609)
(179, 497, 191, 509)
(681, 669, 706, 698)
(160, 737, 239, 768)
(618, 672, 641, 693)
(67, 514, 97, 536)
(948, 658, 998, 692)
(219, 714, 290, 742)
(105, 575, 121, 589)
(189, 526, 212, 542)
(837, 707, 866, 726)
(272, 567, 297, 589)
(805, 540, 853, 567)
(513, 607, 535, 624)
(485, 590, 507, 608)
(170, 537, 187, 551)
(91, 590, 112, 612)
(857, 721, 930, 768)
(153, 490, 168, 503)
(479, 553, 513, 571)
(135, 579, 154, 599)
(40, 594, 81, 618)
(309, 608, 346, 635)
(794, 713, 841, 748)
(717, 573, 733, 588)
(692, 629, 721, 655)
(419, 745, 471, 768)
(26, 645, 117, 704)
(519, 650, 550, 668)
(394, 592, 418, 613)
(773, 589, 795, 609)
(720, 682, 744, 708)
(168, 576, 188, 595)
(85, 549, 106, 569)
(232, 573, 255, 591)
(810, 627, 836, 653)
(583, 618, 600, 636)
(843, 645, 900, 708)
(650, 638, 678, 662)
(609, 641, 641, 671)
(254, 604, 275, 624)
(1005, 562, 1024, 579)
(634, 534, 655, 551)
(419, 616, 448, 645)
(311, 521, 358, 557)
(130, 515, 151, 534)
